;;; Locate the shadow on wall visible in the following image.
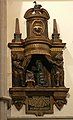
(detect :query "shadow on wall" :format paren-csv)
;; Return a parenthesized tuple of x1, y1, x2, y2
(64, 48, 73, 88)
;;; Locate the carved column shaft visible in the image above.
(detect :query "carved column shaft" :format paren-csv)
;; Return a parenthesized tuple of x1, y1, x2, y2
(0, 0, 7, 96)
(0, 0, 10, 120)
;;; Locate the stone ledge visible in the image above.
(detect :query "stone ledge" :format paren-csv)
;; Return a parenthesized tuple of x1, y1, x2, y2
(7, 116, 73, 120)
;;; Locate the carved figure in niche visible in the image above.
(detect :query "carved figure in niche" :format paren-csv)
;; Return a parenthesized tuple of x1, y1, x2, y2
(51, 64, 56, 87)
(12, 53, 25, 87)
(55, 70, 60, 87)
(30, 65, 37, 85)
(54, 52, 64, 87)
(34, 60, 46, 86)
(51, 65, 60, 87)
(43, 66, 51, 87)
(57, 66, 64, 87)
(51, 62, 64, 87)
(26, 70, 35, 87)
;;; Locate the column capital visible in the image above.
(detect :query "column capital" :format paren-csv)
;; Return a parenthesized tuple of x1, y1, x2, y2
(0, 96, 11, 109)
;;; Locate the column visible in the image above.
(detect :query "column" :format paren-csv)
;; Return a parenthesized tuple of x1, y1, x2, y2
(0, 0, 11, 120)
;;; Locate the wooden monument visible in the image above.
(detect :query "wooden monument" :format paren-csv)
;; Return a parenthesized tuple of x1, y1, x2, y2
(8, 2, 69, 116)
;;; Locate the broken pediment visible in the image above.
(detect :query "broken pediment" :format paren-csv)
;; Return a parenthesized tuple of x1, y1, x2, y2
(8, 2, 69, 116)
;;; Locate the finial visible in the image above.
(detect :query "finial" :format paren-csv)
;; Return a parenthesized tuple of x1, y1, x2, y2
(33, 1, 42, 9)
(53, 19, 58, 34)
(52, 19, 60, 40)
(33, 1, 37, 5)
(15, 18, 20, 34)
(13, 18, 23, 42)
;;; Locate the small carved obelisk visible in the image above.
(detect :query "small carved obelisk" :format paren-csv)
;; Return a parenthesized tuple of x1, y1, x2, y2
(52, 19, 62, 43)
(12, 18, 23, 42)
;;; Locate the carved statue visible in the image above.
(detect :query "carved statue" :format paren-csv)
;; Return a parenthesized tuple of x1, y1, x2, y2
(54, 52, 64, 86)
(35, 60, 46, 86)
(33, 1, 42, 10)
(51, 52, 64, 87)
(12, 53, 25, 87)
(26, 70, 35, 86)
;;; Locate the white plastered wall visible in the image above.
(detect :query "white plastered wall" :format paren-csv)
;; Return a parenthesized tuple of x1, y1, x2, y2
(7, 0, 73, 117)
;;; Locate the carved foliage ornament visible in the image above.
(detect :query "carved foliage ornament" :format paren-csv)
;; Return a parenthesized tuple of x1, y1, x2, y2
(8, 1, 69, 116)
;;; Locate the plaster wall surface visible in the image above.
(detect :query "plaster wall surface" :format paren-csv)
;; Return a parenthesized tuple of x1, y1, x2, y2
(7, 0, 73, 118)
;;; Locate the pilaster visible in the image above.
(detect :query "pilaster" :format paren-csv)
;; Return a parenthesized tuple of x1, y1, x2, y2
(0, 0, 11, 120)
